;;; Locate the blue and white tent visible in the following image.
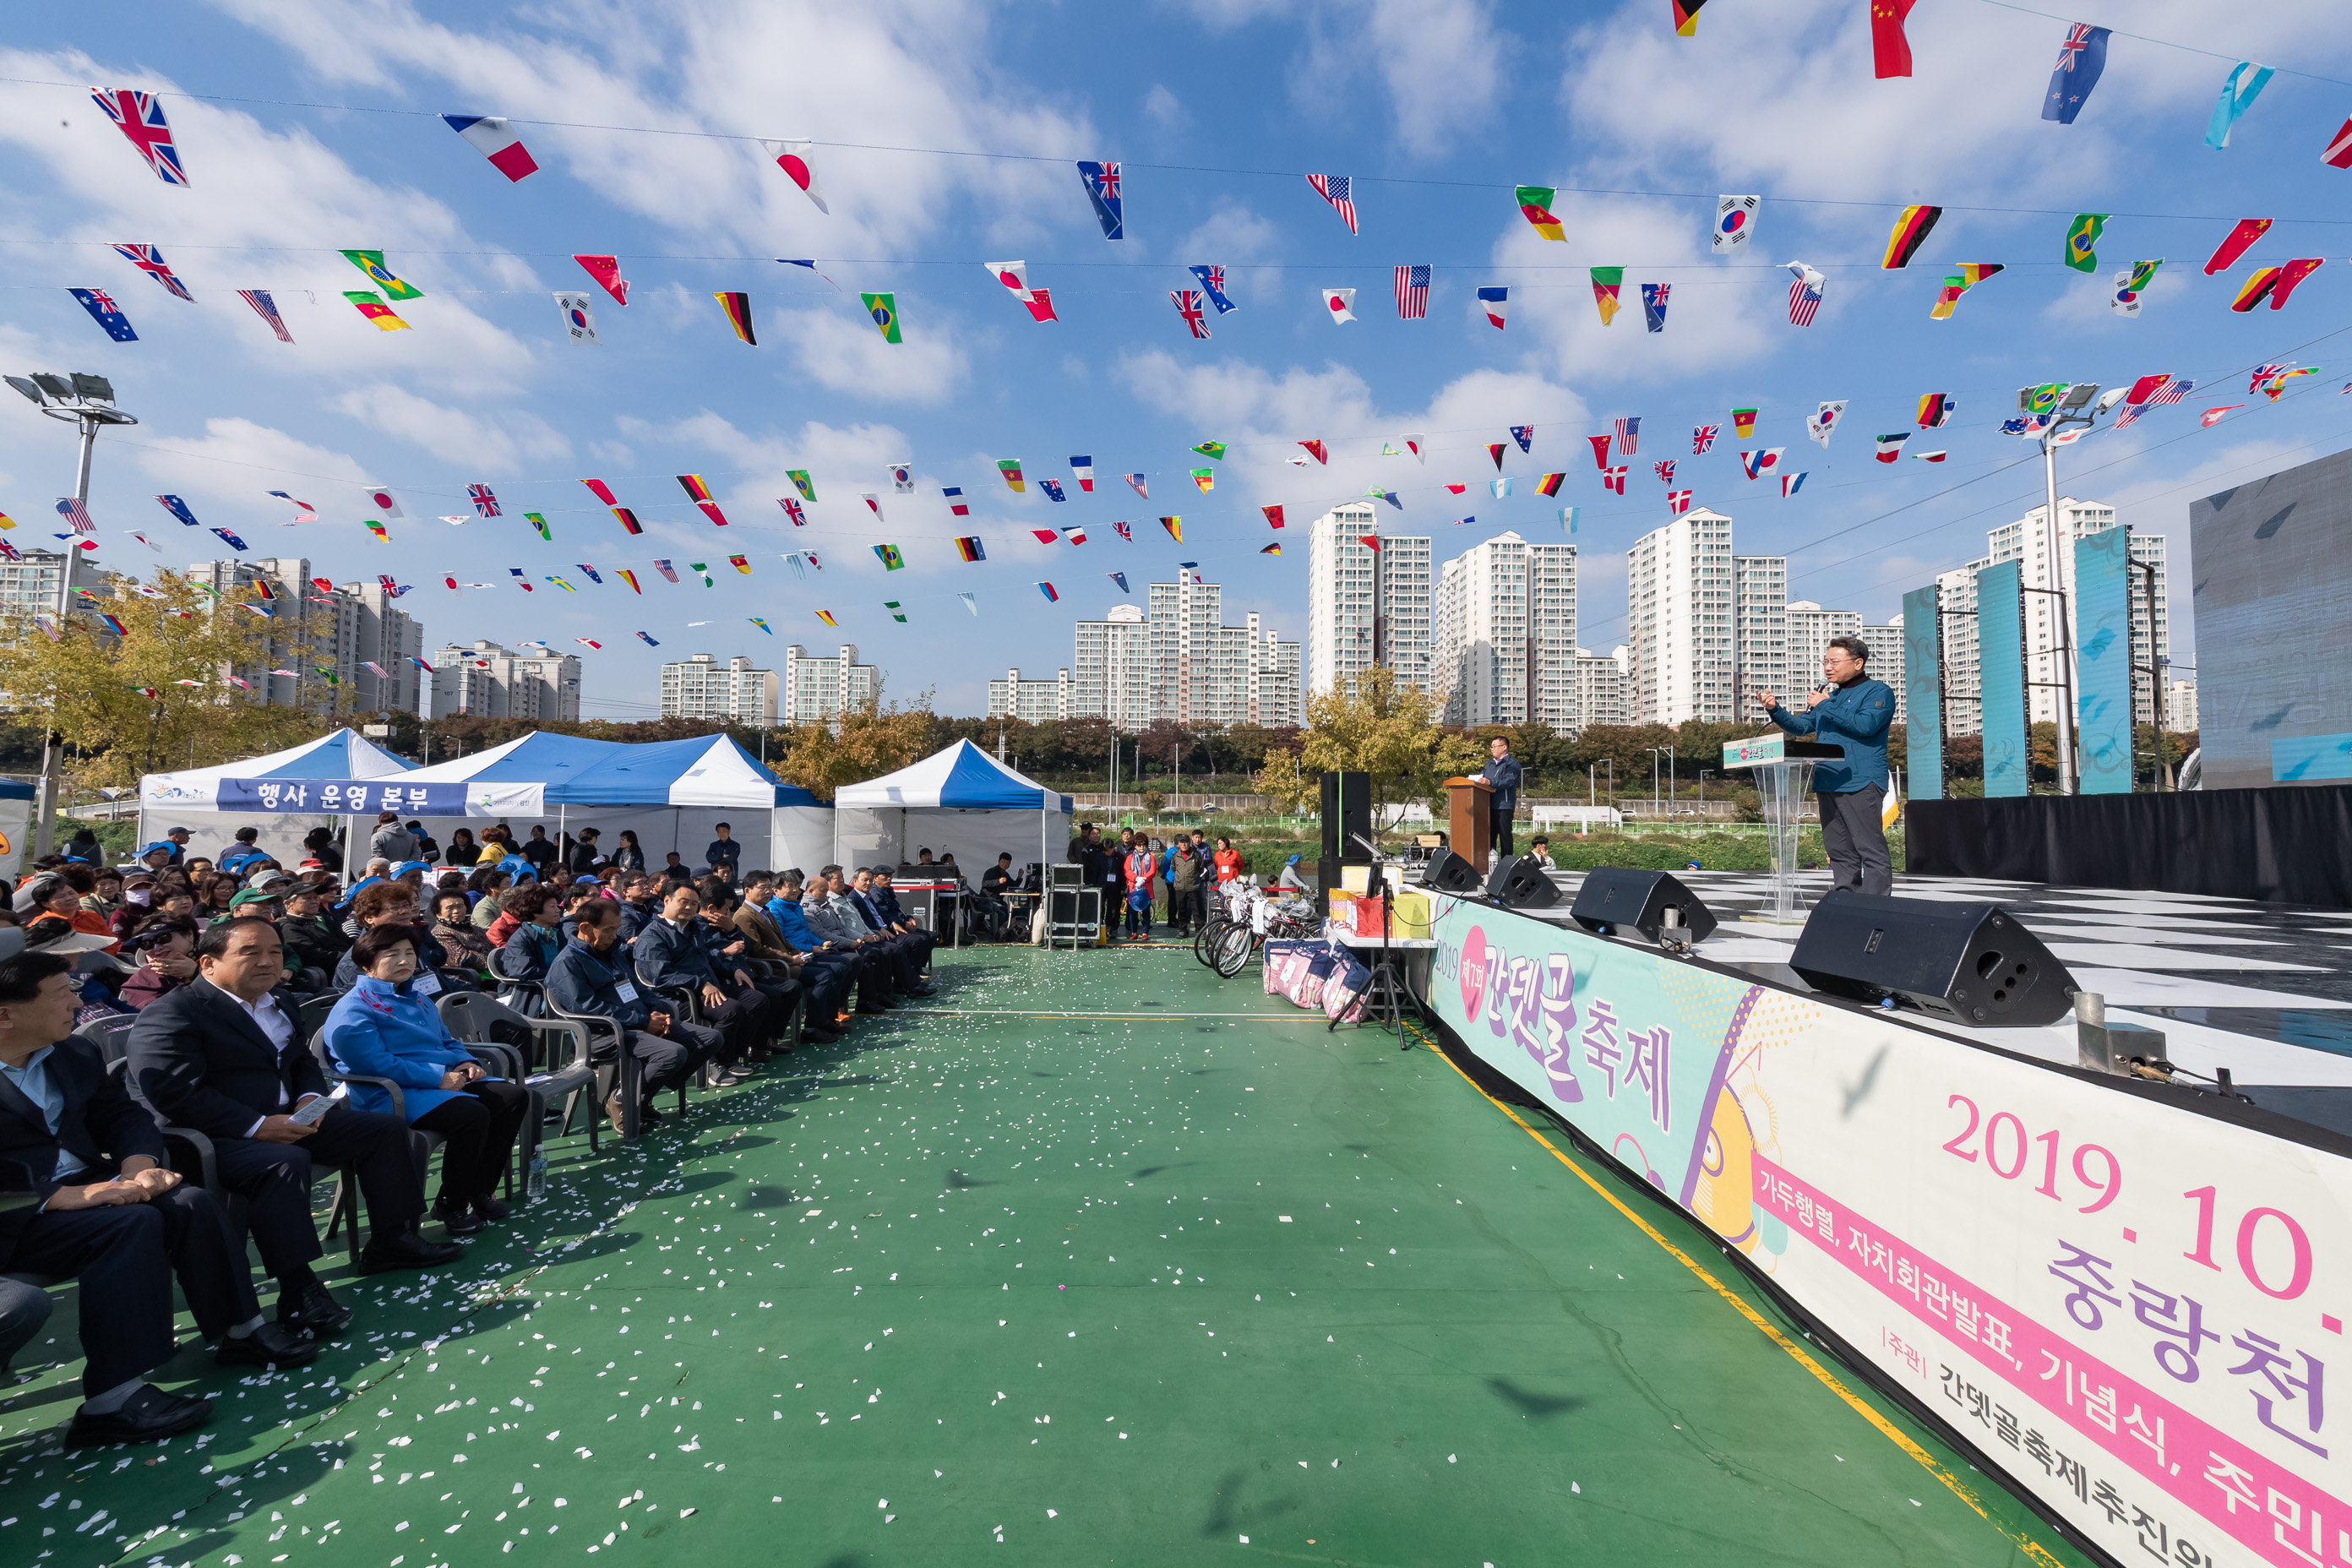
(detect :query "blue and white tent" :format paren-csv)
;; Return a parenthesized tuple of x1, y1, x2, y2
(137, 728, 415, 868)
(832, 740, 1071, 875)
(395, 732, 831, 873)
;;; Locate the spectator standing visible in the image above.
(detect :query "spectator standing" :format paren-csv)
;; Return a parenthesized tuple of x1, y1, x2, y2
(519, 826, 558, 874)
(300, 827, 343, 875)
(368, 813, 416, 864)
(1166, 837, 1203, 936)
(610, 830, 647, 874)
(1212, 836, 1244, 885)
(705, 823, 743, 879)
(324, 927, 527, 1233)
(216, 829, 267, 876)
(407, 821, 439, 865)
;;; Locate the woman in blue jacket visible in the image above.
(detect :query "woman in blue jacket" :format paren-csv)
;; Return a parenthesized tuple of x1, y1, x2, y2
(323, 925, 529, 1234)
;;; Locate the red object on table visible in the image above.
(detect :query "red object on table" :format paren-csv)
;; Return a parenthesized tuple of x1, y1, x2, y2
(1352, 894, 1390, 938)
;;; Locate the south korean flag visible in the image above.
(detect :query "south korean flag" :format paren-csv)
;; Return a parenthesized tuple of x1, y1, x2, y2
(554, 291, 600, 346)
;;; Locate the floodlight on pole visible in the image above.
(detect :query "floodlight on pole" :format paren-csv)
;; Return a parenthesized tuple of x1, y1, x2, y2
(2030, 378, 2121, 798)
(13, 370, 139, 857)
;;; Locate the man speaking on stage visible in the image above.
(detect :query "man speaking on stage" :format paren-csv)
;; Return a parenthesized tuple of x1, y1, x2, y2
(1754, 634, 1897, 896)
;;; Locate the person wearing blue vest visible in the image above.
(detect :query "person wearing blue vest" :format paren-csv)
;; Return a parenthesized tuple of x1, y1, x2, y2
(1756, 633, 1897, 897)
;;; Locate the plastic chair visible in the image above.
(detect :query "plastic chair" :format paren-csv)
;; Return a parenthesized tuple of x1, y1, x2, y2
(634, 953, 728, 1091)
(437, 991, 597, 1173)
(73, 1013, 139, 1064)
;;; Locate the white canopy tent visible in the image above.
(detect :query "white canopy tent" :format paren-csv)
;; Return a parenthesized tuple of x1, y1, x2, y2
(136, 728, 414, 867)
(831, 741, 1072, 879)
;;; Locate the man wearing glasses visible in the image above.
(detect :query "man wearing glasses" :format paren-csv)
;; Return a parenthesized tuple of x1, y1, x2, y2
(1754, 634, 1897, 896)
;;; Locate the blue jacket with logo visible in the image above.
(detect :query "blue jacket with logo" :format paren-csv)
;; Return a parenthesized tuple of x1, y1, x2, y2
(1767, 677, 1895, 793)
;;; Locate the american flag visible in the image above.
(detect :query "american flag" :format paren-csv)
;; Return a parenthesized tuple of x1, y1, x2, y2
(54, 497, 95, 533)
(1653, 460, 1676, 485)
(92, 88, 190, 186)
(2149, 376, 2193, 405)
(1307, 174, 1358, 236)
(1614, 416, 1641, 455)
(1394, 264, 1429, 319)
(1786, 262, 1826, 326)
(1668, 490, 1693, 516)
(1692, 423, 1719, 455)
(234, 288, 292, 343)
(112, 243, 193, 301)
(468, 483, 501, 517)
(1169, 289, 1211, 339)
(1602, 466, 1628, 495)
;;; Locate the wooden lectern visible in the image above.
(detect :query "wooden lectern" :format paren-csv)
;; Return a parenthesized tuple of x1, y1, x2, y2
(1444, 776, 1496, 868)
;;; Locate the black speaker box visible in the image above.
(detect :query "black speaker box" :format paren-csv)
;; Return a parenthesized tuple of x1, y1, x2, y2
(1570, 867, 1718, 945)
(1423, 848, 1485, 896)
(1790, 892, 2075, 1028)
(1484, 854, 1560, 909)
(1320, 771, 1372, 863)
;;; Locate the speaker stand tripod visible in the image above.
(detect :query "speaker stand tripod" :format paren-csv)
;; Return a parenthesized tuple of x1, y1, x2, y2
(1329, 838, 1427, 1048)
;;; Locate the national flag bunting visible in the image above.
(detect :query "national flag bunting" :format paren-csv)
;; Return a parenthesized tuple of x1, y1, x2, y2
(2201, 406, 2242, 427)
(2111, 258, 2163, 316)
(343, 251, 422, 300)
(1881, 205, 1941, 269)
(787, 470, 817, 502)
(112, 243, 193, 301)
(1916, 393, 1955, 428)
(1614, 416, 1641, 455)
(1076, 161, 1124, 240)
(1731, 408, 1758, 439)
(1169, 290, 1211, 338)
(1262, 505, 1286, 529)
(1784, 262, 1826, 325)
(1039, 479, 1065, 503)
(1870, 0, 1918, 78)
(678, 474, 731, 526)
(2204, 218, 2273, 274)
(1713, 195, 1758, 251)
(1192, 441, 1227, 461)
(1189, 266, 1237, 313)
(1641, 282, 1669, 332)
(1601, 467, 1627, 495)
(2207, 63, 2274, 150)
(862, 292, 901, 343)
(574, 254, 629, 304)
(1070, 458, 1095, 492)
(1486, 443, 1506, 471)
(1587, 434, 1614, 471)
(780, 495, 808, 525)
(1674, 0, 1709, 35)
(54, 498, 95, 534)
(1913, 450, 1948, 462)
(1125, 474, 1148, 499)
(467, 483, 501, 517)
(2064, 214, 2107, 273)
(2044, 24, 2111, 124)
(155, 495, 199, 527)
(1159, 517, 1183, 542)
(1669, 489, 1693, 516)
(1653, 460, 1676, 486)
(1037, 583, 1059, 604)
(1782, 473, 1808, 498)
(714, 291, 755, 344)
(443, 115, 539, 181)
(1536, 472, 1565, 498)
(1323, 288, 1356, 324)
(1064, 525, 1088, 545)
(237, 289, 293, 342)
(955, 536, 985, 562)
(1693, 424, 1719, 455)
(1510, 425, 1534, 453)
(1875, 433, 1909, 462)
(816, 610, 838, 627)
(760, 140, 827, 212)
(1394, 264, 1429, 319)
(1589, 267, 1623, 325)
(344, 291, 408, 331)
(1298, 439, 1328, 465)
(68, 288, 137, 340)
(1930, 263, 2003, 320)
(942, 487, 968, 517)
(874, 543, 905, 571)
(1307, 174, 1358, 235)
(1260, 543, 1282, 556)
(92, 88, 190, 185)
(1190, 470, 1213, 493)
(1516, 186, 1565, 240)
(998, 459, 1026, 493)
(1478, 286, 1507, 329)
(885, 602, 906, 623)
(1740, 449, 1783, 478)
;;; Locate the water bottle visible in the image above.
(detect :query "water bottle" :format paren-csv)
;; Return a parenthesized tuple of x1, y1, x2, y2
(526, 1146, 547, 1201)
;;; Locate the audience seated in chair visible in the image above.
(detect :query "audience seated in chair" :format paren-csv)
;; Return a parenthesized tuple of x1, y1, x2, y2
(545, 898, 711, 1133)
(634, 882, 778, 1084)
(323, 926, 528, 1237)
(1, 949, 318, 1449)
(126, 917, 463, 1344)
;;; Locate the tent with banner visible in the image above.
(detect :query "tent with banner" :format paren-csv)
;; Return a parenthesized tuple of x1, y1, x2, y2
(138, 730, 828, 875)
(389, 732, 830, 874)
(137, 727, 414, 868)
(830, 740, 1071, 878)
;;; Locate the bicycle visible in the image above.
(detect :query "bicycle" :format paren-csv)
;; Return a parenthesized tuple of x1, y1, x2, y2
(1210, 889, 1318, 978)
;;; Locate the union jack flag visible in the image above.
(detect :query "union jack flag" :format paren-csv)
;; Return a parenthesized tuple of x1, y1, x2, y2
(1394, 264, 1429, 320)
(1169, 289, 1211, 339)
(237, 289, 293, 343)
(54, 497, 95, 533)
(2054, 21, 2096, 69)
(1307, 174, 1358, 236)
(2248, 363, 2289, 394)
(468, 483, 501, 517)
(1614, 416, 1641, 455)
(112, 243, 193, 302)
(1601, 466, 1628, 495)
(1114, 520, 1134, 541)
(1692, 423, 1720, 455)
(92, 88, 190, 186)
(1653, 460, 1676, 485)
(779, 495, 807, 525)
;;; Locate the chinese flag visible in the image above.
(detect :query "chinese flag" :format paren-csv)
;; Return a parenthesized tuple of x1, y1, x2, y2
(1871, 0, 1918, 79)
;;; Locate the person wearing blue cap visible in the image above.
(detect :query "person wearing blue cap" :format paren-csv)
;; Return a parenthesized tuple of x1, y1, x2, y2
(138, 842, 176, 875)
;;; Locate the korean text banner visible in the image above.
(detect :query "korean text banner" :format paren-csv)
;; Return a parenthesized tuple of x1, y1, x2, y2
(213, 778, 542, 816)
(1423, 893, 2350, 1568)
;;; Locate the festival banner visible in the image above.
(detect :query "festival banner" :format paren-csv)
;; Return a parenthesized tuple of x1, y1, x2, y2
(1424, 893, 2352, 1568)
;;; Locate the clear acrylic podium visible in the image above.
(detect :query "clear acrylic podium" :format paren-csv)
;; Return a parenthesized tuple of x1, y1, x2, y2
(1723, 735, 1846, 925)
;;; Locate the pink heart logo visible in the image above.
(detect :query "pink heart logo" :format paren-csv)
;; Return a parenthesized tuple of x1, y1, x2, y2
(1458, 924, 1489, 1019)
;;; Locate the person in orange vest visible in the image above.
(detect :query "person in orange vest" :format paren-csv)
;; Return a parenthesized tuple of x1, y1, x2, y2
(1123, 839, 1157, 939)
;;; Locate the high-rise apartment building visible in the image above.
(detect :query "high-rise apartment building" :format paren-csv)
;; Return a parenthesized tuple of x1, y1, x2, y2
(1731, 553, 1788, 716)
(1432, 531, 1581, 729)
(1783, 599, 1862, 709)
(183, 557, 424, 716)
(1930, 558, 1989, 738)
(1576, 646, 1633, 728)
(428, 639, 581, 721)
(1626, 507, 1739, 725)
(1865, 618, 1906, 727)
(661, 654, 778, 724)
(1986, 496, 2167, 725)
(1305, 504, 1434, 696)
(779, 643, 879, 723)
(0, 550, 68, 618)
(993, 577, 1301, 727)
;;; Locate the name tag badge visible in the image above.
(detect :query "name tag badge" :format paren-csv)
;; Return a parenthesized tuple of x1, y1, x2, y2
(414, 972, 442, 996)
(615, 982, 639, 1002)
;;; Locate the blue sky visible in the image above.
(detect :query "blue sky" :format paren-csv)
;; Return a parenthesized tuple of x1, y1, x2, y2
(4, 0, 2351, 718)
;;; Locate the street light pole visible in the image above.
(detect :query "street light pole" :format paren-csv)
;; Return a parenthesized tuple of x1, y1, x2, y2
(11, 374, 139, 858)
(2023, 379, 2124, 798)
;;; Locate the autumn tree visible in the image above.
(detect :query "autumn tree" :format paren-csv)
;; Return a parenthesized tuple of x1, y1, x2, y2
(1259, 665, 1484, 837)
(0, 569, 328, 789)
(771, 689, 940, 801)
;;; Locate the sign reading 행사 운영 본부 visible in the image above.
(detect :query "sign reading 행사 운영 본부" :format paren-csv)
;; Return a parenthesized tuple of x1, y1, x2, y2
(1423, 891, 2352, 1568)
(212, 779, 471, 814)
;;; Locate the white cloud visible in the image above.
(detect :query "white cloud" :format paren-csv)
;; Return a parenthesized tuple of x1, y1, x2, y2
(125, 416, 376, 539)
(777, 304, 972, 406)
(330, 383, 571, 471)
(1176, 0, 1505, 152)
(1143, 84, 1188, 131)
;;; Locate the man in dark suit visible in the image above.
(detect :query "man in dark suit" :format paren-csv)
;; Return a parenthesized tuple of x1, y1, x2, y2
(633, 883, 771, 1082)
(2, 950, 318, 1447)
(127, 918, 462, 1340)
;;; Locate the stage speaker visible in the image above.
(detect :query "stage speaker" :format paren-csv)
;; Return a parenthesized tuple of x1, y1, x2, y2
(1320, 770, 1372, 863)
(1570, 867, 1718, 945)
(1790, 892, 2074, 1028)
(1484, 854, 1560, 909)
(1423, 848, 1484, 896)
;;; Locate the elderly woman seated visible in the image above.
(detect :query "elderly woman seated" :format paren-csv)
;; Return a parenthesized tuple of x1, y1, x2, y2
(321, 925, 529, 1235)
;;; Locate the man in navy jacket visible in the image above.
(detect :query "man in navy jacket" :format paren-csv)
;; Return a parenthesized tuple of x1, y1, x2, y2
(546, 901, 704, 1130)
(632, 882, 773, 1079)
(1756, 633, 1898, 896)
(3, 950, 317, 1448)
(1480, 737, 1522, 859)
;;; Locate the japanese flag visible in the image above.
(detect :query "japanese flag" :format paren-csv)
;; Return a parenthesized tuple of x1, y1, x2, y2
(363, 487, 405, 519)
(760, 139, 829, 213)
(1322, 287, 1357, 324)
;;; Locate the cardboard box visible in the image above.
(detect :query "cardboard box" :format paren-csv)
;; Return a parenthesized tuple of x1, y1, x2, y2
(1341, 864, 1374, 895)
(1391, 890, 1432, 939)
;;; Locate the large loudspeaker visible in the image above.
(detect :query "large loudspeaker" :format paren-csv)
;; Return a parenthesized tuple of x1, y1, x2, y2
(1484, 854, 1560, 909)
(1423, 848, 1485, 896)
(1570, 867, 1718, 945)
(1791, 892, 2075, 1028)
(1320, 771, 1372, 863)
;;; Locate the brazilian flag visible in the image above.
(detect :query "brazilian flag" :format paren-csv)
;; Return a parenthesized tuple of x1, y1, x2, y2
(2063, 213, 2107, 274)
(874, 542, 905, 571)
(862, 291, 902, 343)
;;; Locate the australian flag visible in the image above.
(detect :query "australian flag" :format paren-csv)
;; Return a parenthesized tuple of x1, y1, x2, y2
(1077, 161, 1123, 241)
(155, 494, 200, 527)
(1190, 264, 1237, 314)
(68, 287, 137, 341)
(1510, 425, 1534, 453)
(2041, 24, 2110, 124)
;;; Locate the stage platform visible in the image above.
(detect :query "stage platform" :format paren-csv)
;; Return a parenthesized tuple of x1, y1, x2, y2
(0, 941, 2087, 1566)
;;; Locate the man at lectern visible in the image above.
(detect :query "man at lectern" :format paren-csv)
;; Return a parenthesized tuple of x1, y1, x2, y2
(1755, 635, 1896, 896)
(1480, 737, 1522, 861)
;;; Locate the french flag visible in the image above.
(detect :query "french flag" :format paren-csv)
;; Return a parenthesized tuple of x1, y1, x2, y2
(443, 116, 540, 182)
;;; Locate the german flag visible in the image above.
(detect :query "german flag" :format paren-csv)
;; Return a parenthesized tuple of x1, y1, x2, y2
(2231, 267, 2282, 312)
(954, 536, 985, 563)
(610, 506, 643, 536)
(713, 291, 755, 345)
(1672, 0, 1708, 36)
(1537, 472, 1565, 497)
(678, 474, 730, 526)
(1881, 204, 1941, 270)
